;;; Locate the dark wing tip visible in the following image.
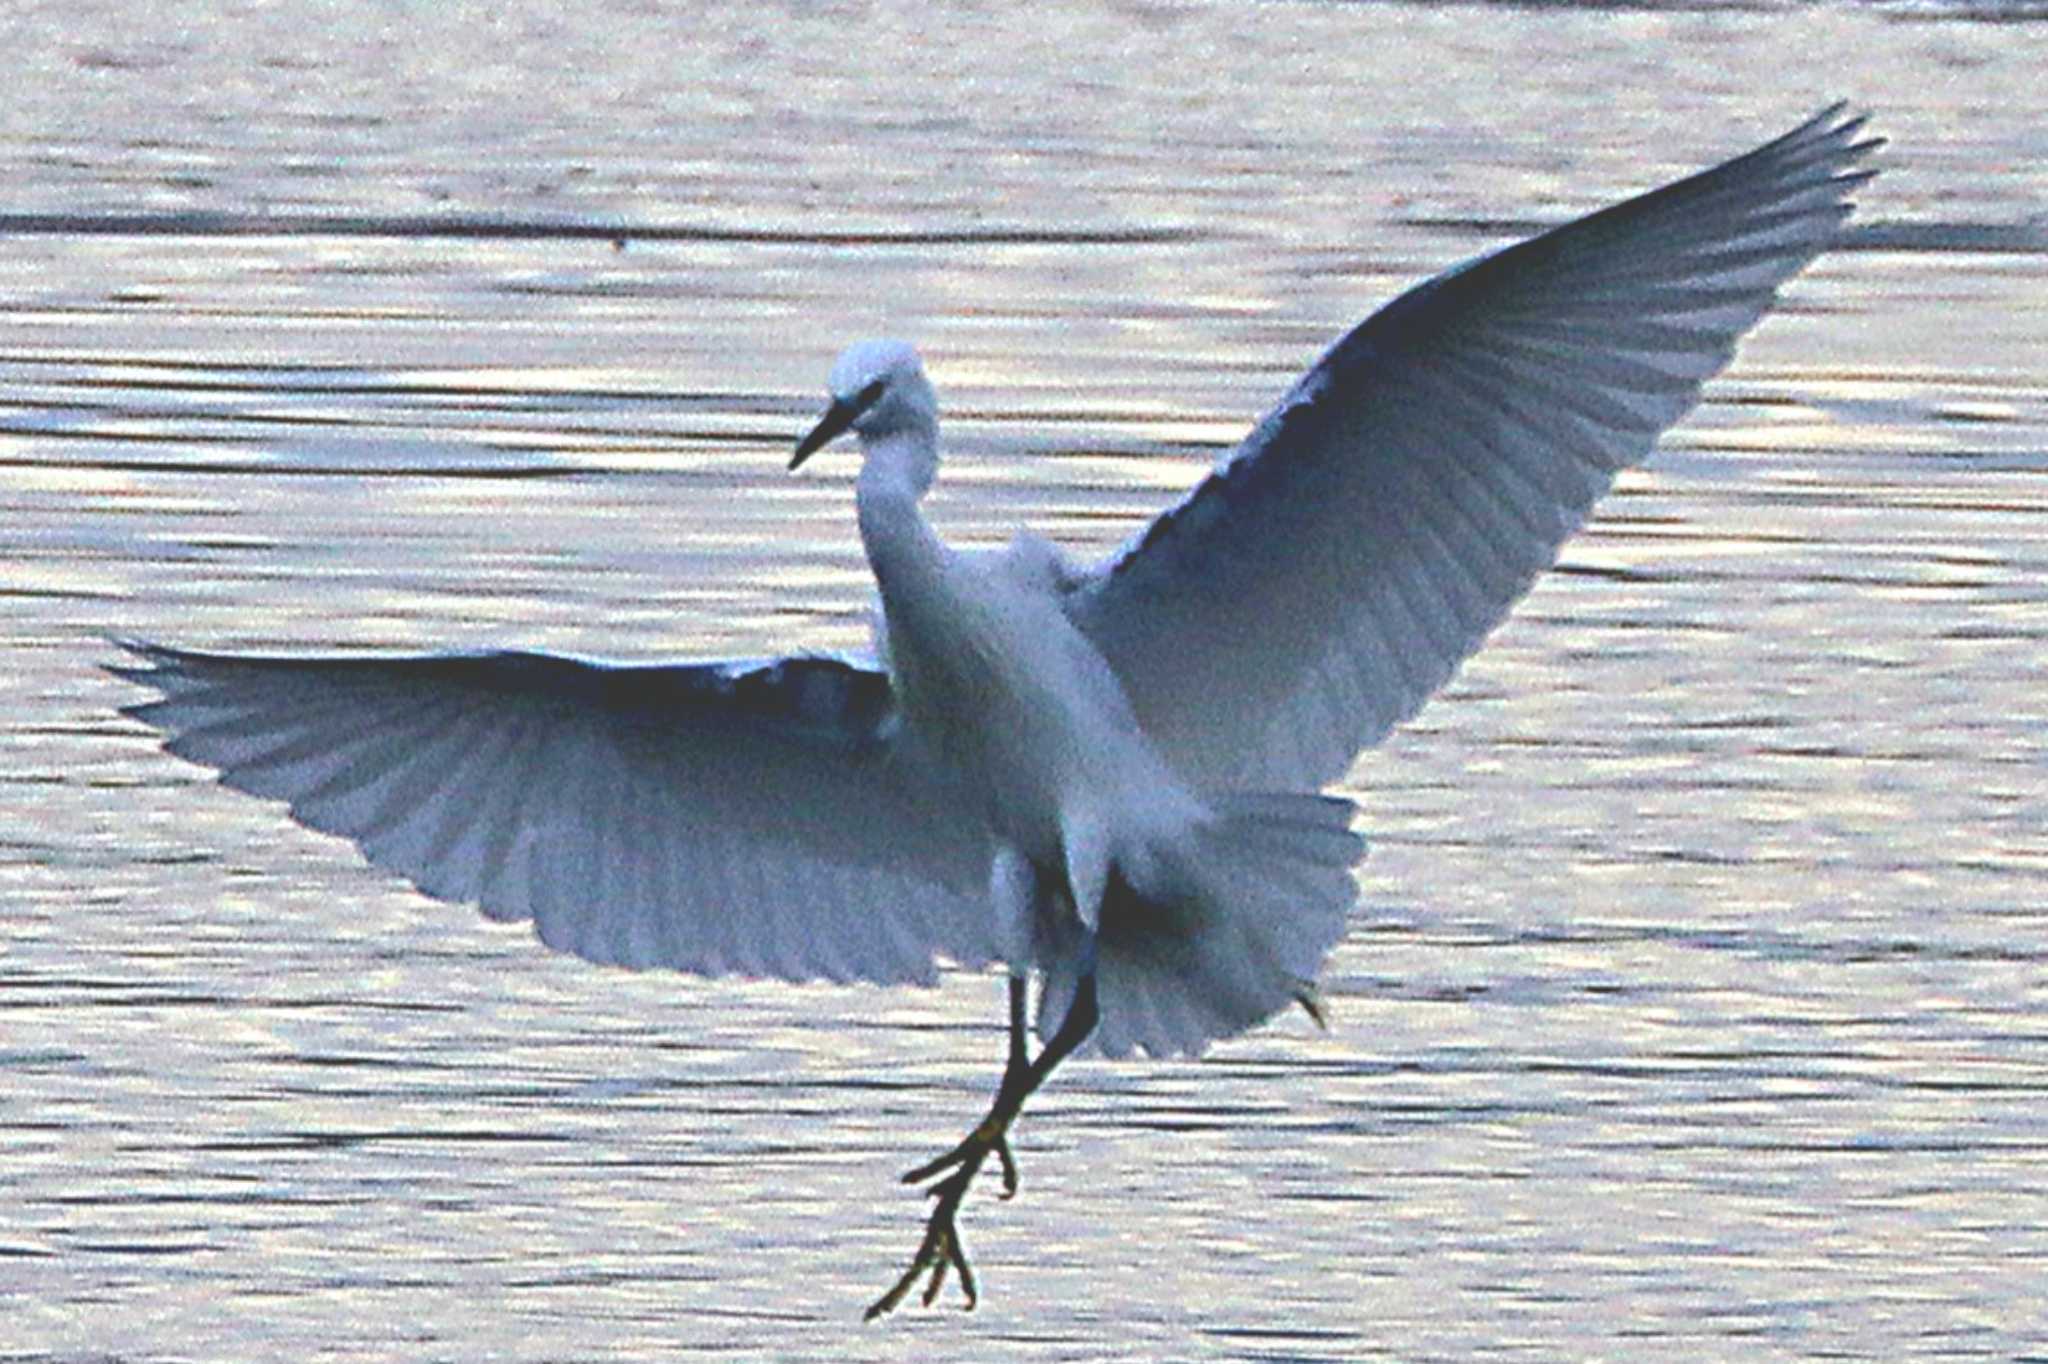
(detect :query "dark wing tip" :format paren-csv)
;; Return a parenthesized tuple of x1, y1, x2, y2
(102, 635, 178, 689)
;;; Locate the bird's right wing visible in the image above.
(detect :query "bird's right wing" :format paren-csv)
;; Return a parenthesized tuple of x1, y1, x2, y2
(111, 642, 998, 985)
(1063, 105, 1879, 790)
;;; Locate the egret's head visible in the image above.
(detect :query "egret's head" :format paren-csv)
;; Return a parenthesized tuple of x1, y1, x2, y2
(790, 339, 937, 471)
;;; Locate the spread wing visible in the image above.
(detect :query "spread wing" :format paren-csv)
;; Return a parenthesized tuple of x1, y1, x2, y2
(111, 641, 998, 985)
(1064, 104, 1880, 789)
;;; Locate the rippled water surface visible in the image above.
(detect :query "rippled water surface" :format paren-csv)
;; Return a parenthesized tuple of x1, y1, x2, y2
(7, 3, 2048, 1360)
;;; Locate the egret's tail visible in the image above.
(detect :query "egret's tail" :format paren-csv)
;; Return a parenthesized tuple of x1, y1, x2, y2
(1037, 792, 1365, 1058)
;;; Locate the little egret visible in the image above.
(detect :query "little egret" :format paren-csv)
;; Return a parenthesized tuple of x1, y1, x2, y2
(112, 106, 1878, 1317)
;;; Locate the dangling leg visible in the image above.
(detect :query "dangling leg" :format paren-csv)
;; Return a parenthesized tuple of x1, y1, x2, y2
(899, 971, 1030, 1199)
(882, 845, 1039, 1208)
(865, 951, 1100, 1320)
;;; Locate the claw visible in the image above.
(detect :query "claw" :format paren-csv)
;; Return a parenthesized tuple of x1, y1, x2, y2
(866, 1168, 981, 1320)
(919, 1246, 949, 1308)
(865, 1256, 923, 1321)
(873, 1103, 1010, 1318)
(901, 1143, 964, 1187)
(869, 966, 1097, 1320)
(948, 1226, 979, 1307)
(872, 1106, 1014, 1319)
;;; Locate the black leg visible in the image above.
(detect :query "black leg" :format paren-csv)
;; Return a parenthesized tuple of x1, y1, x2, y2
(898, 973, 1033, 1198)
(1007, 968, 1030, 1068)
(995, 973, 1028, 1193)
(865, 966, 1100, 1320)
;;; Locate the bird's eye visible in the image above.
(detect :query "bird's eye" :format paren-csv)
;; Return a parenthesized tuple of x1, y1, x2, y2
(856, 379, 887, 410)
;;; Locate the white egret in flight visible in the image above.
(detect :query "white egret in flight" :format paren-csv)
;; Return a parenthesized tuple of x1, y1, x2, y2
(113, 106, 1878, 1318)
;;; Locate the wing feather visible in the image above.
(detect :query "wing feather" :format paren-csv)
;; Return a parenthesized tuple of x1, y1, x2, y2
(1065, 105, 1879, 788)
(111, 641, 996, 985)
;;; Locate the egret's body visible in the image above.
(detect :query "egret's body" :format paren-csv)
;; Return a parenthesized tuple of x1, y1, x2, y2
(850, 379, 1206, 935)
(111, 107, 1880, 1317)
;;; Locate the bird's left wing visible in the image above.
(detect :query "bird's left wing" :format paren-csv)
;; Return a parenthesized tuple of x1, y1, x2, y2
(1062, 105, 1879, 790)
(111, 642, 997, 984)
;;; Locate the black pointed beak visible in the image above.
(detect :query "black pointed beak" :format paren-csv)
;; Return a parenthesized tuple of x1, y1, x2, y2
(790, 398, 860, 471)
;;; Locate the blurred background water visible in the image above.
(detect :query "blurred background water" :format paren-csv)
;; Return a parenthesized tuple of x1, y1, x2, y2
(5, 1, 2048, 1359)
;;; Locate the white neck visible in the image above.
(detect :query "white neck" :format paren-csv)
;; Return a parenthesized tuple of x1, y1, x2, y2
(857, 421, 938, 499)
(855, 427, 946, 603)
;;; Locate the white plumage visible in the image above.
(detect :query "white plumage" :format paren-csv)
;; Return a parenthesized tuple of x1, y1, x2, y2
(111, 105, 1879, 1316)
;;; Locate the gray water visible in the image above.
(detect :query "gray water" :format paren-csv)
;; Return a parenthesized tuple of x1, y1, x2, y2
(6, 3, 2048, 1360)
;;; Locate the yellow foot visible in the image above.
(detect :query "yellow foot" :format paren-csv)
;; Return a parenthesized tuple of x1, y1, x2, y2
(867, 1113, 1025, 1320)
(865, 1165, 979, 1320)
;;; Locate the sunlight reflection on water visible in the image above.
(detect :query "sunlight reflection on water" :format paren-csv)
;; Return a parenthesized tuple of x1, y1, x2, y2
(6, 3, 2048, 1360)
